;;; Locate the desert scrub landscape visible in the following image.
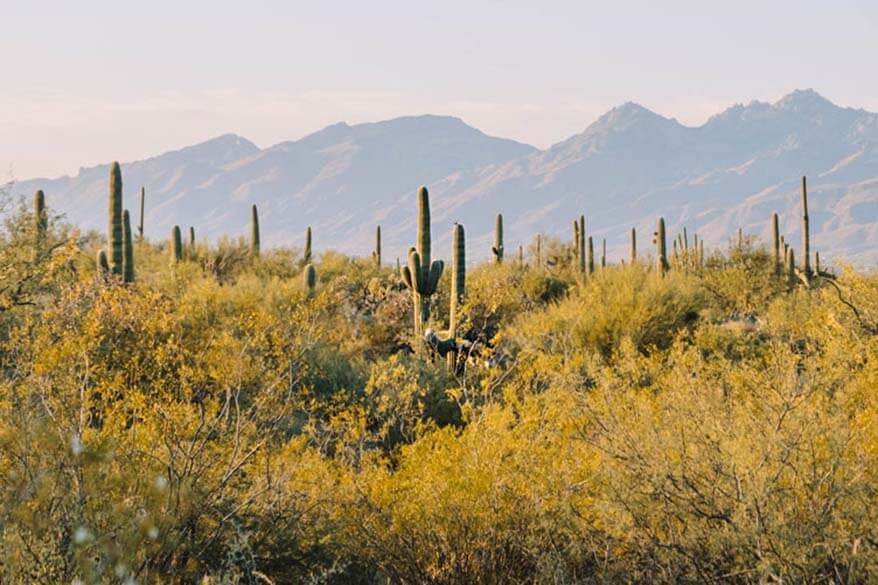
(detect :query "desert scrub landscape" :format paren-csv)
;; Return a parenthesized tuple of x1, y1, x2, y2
(1, 167, 877, 584)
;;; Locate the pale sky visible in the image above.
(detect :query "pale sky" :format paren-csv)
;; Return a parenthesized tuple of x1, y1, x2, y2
(3, 0, 878, 179)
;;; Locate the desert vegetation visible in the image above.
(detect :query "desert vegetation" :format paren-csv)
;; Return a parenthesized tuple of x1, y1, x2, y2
(0, 163, 876, 584)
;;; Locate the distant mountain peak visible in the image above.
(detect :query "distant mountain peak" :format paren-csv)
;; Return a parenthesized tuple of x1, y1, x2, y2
(774, 88, 835, 113)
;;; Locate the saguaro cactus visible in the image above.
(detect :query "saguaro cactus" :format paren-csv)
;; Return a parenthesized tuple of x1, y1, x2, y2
(447, 222, 466, 369)
(122, 210, 135, 283)
(536, 234, 542, 268)
(304, 226, 312, 264)
(578, 215, 586, 273)
(655, 217, 668, 274)
(138, 187, 145, 240)
(771, 212, 781, 276)
(786, 247, 796, 283)
(33, 190, 47, 247)
(601, 238, 606, 269)
(189, 226, 196, 256)
(698, 239, 705, 267)
(630, 227, 637, 263)
(492, 213, 504, 264)
(96, 249, 109, 277)
(800, 176, 811, 280)
(250, 204, 260, 257)
(303, 263, 317, 296)
(518, 245, 524, 265)
(108, 162, 124, 276)
(372, 225, 381, 267)
(171, 225, 183, 264)
(815, 251, 821, 275)
(586, 236, 595, 275)
(400, 186, 444, 336)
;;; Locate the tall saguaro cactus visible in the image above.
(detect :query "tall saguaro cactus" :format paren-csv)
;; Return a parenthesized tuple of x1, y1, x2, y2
(33, 190, 47, 249)
(655, 217, 668, 275)
(630, 227, 637, 263)
(800, 176, 811, 280)
(577, 215, 586, 273)
(771, 212, 781, 276)
(400, 186, 444, 336)
(536, 234, 542, 268)
(372, 225, 381, 267)
(586, 236, 595, 275)
(171, 225, 183, 264)
(448, 222, 466, 369)
(250, 205, 260, 257)
(601, 238, 606, 269)
(492, 213, 504, 264)
(304, 226, 312, 264)
(138, 187, 145, 240)
(108, 162, 124, 276)
(189, 226, 196, 257)
(122, 210, 135, 283)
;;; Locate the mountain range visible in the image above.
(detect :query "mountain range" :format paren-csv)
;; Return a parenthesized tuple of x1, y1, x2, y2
(9, 89, 878, 266)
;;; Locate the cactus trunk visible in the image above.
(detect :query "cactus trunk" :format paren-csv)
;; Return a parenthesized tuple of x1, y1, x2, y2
(122, 209, 135, 283)
(189, 226, 196, 257)
(250, 204, 260, 257)
(630, 227, 637, 263)
(448, 223, 466, 370)
(492, 213, 504, 264)
(96, 249, 109, 277)
(655, 217, 668, 275)
(601, 238, 606, 269)
(801, 176, 811, 280)
(771, 212, 781, 276)
(303, 263, 317, 296)
(33, 190, 47, 249)
(401, 187, 444, 338)
(138, 187, 145, 240)
(304, 226, 312, 264)
(108, 162, 124, 276)
(586, 236, 595, 275)
(373, 225, 381, 267)
(171, 225, 183, 264)
(578, 215, 586, 273)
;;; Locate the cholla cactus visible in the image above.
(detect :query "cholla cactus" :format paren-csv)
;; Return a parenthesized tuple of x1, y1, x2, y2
(372, 225, 381, 267)
(122, 210, 135, 283)
(303, 263, 317, 296)
(171, 225, 183, 264)
(492, 213, 504, 264)
(108, 162, 124, 276)
(400, 186, 444, 336)
(250, 205, 260, 257)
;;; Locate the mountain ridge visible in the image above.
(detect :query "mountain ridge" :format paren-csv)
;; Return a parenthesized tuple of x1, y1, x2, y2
(7, 91, 878, 266)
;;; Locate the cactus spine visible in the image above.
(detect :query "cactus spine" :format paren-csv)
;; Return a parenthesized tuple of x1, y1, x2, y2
(304, 226, 312, 264)
(771, 212, 781, 276)
(303, 263, 317, 296)
(122, 210, 135, 283)
(108, 162, 124, 276)
(33, 190, 47, 248)
(800, 176, 811, 280)
(250, 204, 260, 257)
(630, 227, 637, 263)
(400, 186, 444, 337)
(138, 187, 145, 240)
(372, 225, 381, 267)
(171, 225, 183, 264)
(655, 217, 668, 274)
(492, 213, 504, 264)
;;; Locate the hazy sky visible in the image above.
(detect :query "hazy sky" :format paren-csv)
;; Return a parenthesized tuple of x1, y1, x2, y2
(4, 0, 878, 179)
